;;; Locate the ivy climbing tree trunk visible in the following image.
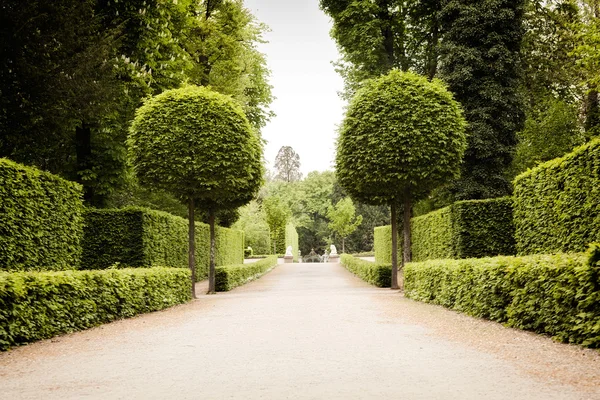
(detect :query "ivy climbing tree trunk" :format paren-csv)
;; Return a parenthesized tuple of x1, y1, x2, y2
(188, 198, 197, 299)
(208, 209, 217, 294)
(390, 202, 399, 290)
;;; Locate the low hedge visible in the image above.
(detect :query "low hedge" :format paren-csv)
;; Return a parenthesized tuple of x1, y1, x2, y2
(82, 207, 244, 280)
(514, 138, 600, 255)
(405, 245, 600, 347)
(340, 254, 391, 288)
(0, 267, 191, 351)
(215, 256, 278, 292)
(376, 198, 515, 263)
(0, 158, 84, 271)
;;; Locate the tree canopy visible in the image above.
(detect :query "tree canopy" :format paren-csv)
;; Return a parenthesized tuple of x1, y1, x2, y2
(274, 146, 302, 182)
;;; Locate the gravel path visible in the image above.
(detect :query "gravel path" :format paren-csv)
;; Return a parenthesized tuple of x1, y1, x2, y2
(1, 262, 599, 399)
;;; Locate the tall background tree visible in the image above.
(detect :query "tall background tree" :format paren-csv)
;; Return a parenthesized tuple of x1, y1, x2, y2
(274, 146, 302, 182)
(327, 198, 363, 253)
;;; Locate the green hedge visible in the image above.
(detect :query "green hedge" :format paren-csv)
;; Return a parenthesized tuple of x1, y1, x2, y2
(340, 254, 391, 288)
(376, 198, 515, 263)
(405, 245, 600, 347)
(285, 223, 299, 262)
(82, 207, 244, 280)
(0, 267, 191, 350)
(215, 255, 278, 291)
(374, 226, 401, 264)
(514, 138, 600, 255)
(0, 159, 84, 271)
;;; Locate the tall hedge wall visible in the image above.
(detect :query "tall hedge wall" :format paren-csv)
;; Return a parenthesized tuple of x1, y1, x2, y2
(285, 223, 299, 262)
(82, 207, 244, 280)
(405, 245, 600, 348)
(376, 198, 515, 263)
(514, 138, 600, 255)
(0, 267, 191, 350)
(374, 226, 401, 264)
(0, 159, 84, 271)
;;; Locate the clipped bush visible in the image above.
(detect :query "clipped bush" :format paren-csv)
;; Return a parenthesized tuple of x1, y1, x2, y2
(374, 226, 401, 264)
(340, 254, 391, 288)
(514, 138, 600, 255)
(0, 159, 84, 271)
(82, 207, 243, 280)
(0, 267, 191, 350)
(285, 223, 299, 262)
(405, 248, 600, 347)
(376, 198, 515, 263)
(215, 256, 278, 291)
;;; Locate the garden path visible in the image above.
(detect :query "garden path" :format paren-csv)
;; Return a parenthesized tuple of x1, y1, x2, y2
(1, 263, 599, 399)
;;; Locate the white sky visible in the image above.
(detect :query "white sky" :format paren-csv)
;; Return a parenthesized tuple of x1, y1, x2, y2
(243, 0, 345, 176)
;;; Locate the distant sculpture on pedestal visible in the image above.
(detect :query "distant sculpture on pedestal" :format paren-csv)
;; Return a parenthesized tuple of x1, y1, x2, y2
(328, 244, 339, 262)
(330, 245, 337, 255)
(284, 245, 294, 263)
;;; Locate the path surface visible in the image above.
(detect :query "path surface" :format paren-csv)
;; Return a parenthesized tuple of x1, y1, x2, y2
(1, 263, 600, 399)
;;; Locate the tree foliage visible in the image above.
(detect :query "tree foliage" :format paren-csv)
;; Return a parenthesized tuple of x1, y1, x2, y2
(327, 198, 363, 253)
(274, 146, 302, 182)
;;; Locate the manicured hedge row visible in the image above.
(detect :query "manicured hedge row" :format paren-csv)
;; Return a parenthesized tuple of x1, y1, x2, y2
(0, 159, 84, 271)
(215, 256, 278, 291)
(374, 226, 401, 264)
(82, 207, 244, 280)
(376, 198, 515, 263)
(340, 254, 391, 288)
(514, 138, 600, 255)
(0, 267, 191, 351)
(285, 223, 299, 262)
(405, 245, 600, 347)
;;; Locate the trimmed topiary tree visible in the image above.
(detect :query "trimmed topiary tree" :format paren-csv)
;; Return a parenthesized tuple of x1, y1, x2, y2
(336, 70, 467, 289)
(129, 86, 263, 296)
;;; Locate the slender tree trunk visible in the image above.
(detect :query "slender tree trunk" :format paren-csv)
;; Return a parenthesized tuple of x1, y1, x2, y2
(75, 122, 93, 204)
(401, 197, 412, 290)
(188, 198, 197, 299)
(390, 202, 399, 290)
(208, 209, 216, 293)
(342, 237, 345, 254)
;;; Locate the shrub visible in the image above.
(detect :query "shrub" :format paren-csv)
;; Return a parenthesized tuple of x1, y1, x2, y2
(0, 158, 84, 271)
(82, 207, 243, 280)
(0, 267, 191, 350)
(374, 226, 401, 264)
(340, 254, 391, 288)
(376, 198, 515, 263)
(514, 138, 600, 255)
(244, 247, 253, 258)
(405, 248, 600, 347)
(215, 256, 278, 291)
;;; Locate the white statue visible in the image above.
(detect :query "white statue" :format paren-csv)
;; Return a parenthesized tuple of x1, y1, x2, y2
(330, 244, 338, 255)
(285, 246, 293, 257)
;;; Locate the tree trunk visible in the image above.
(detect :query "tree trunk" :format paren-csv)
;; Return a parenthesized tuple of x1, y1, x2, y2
(188, 198, 197, 299)
(390, 202, 399, 290)
(585, 89, 599, 139)
(342, 237, 345, 254)
(401, 197, 412, 290)
(208, 209, 216, 294)
(75, 122, 93, 204)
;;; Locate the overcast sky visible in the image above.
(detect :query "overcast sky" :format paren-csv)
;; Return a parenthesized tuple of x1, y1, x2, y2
(243, 0, 345, 176)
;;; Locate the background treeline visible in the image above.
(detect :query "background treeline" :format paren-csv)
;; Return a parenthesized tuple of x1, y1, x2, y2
(0, 0, 273, 212)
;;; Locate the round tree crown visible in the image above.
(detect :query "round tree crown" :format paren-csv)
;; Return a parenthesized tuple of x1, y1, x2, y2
(336, 70, 467, 205)
(129, 85, 264, 209)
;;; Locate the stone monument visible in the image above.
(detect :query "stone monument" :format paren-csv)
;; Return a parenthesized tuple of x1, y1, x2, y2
(284, 245, 294, 263)
(328, 244, 339, 263)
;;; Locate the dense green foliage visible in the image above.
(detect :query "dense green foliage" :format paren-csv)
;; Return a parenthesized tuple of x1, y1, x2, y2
(336, 70, 466, 206)
(233, 201, 271, 255)
(263, 196, 291, 254)
(327, 198, 363, 253)
(514, 138, 600, 255)
(340, 254, 391, 288)
(405, 249, 600, 347)
(374, 226, 401, 265)
(0, 267, 191, 350)
(411, 198, 516, 261)
(82, 208, 243, 280)
(0, 159, 84, 271)
(285, 223, 299, 262)
(215, 256, 278, 292)
(439, 0, 526, 200)
(129, 86, 263, 210)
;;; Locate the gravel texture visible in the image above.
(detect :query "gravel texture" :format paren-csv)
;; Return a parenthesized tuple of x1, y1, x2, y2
(0, 262, 599, 399)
